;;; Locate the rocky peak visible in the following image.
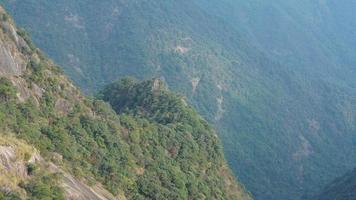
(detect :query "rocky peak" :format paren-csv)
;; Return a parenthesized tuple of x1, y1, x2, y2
(0, 6, 29, 77)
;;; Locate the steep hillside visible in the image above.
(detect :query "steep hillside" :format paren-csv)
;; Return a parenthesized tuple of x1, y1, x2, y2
(1, 1, 356, 200)
(0, 6, 251, 199)
(0, 135, 65, 200)
(316, 168, 356, 200)
(0, 135, 116, 200)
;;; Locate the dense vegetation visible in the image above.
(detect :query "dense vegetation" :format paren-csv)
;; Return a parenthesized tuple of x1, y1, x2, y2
(0, 8, 250, 199)
(98, 78, 252, 199)
(0, 78, 248, 199)
(1, 1, 356, 199)
(315, 168, 356, 200)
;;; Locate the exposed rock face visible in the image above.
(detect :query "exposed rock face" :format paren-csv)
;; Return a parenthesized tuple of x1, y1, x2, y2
(61, 172, 117, 200)
(215, 96, 225, 121)
(55, 98, 72, 114)
(175, 45, 190, 54)
(0, 7, 32, 104)
(0, 146, 26, 175)
(0, 136, 117, 200)
(44, 163, 117, 200)
(0, 40, 26, 76)
(191, 77, 200, 93)
(0, 7, 28, 77)
(0, 137, 34, 196)
(11, 77, 31, 102)
(0, 144, 41, 180)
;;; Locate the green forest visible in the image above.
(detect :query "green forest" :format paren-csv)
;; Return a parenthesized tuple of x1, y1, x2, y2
(1, 1, 356, 199)
(0, 9, 250, 199)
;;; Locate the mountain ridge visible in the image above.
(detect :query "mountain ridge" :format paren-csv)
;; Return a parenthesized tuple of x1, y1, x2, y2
(1, 1, 356, 199)
(0, 6, 251, 199)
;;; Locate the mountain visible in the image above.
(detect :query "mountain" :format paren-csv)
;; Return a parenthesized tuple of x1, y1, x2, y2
(1, 1, 356, 199)
(316, 168, 356, 200)
(0, 6, 251, 199)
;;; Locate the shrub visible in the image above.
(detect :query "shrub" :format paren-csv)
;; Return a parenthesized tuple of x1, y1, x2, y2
(0, 78, 16, 101)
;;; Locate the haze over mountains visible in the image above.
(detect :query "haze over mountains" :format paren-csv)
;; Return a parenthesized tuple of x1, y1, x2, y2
(317, 167, 356, 200)
(1, 1, 356, 200)
(0, 5, 250, 199)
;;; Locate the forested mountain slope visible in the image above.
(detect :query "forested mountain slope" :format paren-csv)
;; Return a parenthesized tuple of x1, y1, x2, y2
(0, 6, 250, 199)
(316, 168, 356, 200)
(1, 1, 356, 200)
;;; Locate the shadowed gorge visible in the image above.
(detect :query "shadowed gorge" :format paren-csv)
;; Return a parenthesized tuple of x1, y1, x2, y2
(316, 168, 356, 200)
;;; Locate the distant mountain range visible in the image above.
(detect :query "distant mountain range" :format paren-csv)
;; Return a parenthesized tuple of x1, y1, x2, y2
(1, 1, 356, 199)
